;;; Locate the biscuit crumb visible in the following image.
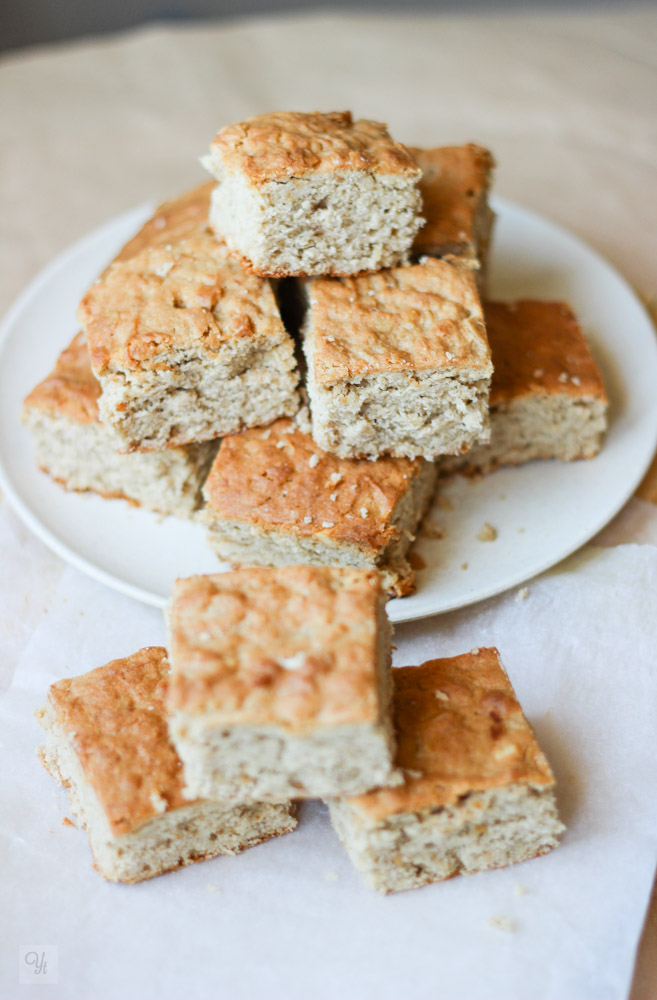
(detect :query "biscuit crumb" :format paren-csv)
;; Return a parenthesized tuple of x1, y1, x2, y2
(461, 562, 468, 571)
(408, 552, 426, 570)
(404, 768, 424, 779)
(558, 372, 569, 383)
(571, 375, 581, 386)
(360, 507, 369, 518)
(421, 522, 445, 540)
(514, 883, 529, 897)
(477, 522, 498, 542)
(275, 440, 286, 449)
(329, 472, 343, 486)
(260, 428, 271, 439)
(324, 871, 340, 882)
(435, 495, 454, 511)
(62, 816, 75, 828)
(322, 520, 335, 528)
(303, 515, 313, 524)
(308, 454, 319, 468)
(533, 368, 544, 378)
(434, 690, 449, 702)
(329, 492, 338, 502)
(487, 915, 515, 933)
(515, 587, 529, 602)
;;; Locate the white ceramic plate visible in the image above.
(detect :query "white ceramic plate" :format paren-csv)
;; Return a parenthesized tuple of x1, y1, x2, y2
(1, 197, 657, 623)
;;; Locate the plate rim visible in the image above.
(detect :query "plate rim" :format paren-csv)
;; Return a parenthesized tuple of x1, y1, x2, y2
(1, 196, 656, 623)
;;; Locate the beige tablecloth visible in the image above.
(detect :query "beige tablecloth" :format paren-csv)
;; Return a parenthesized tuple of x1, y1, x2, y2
(2, 10, 656, 998)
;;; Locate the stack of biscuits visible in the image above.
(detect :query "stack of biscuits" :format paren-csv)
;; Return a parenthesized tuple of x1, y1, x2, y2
(23, 110, 608, 597)
(38, 565, 565, 892)
(31, 110, 599, 891)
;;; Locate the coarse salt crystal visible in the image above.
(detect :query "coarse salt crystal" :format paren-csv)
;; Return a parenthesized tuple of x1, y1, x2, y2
(279, 652, 307, 671)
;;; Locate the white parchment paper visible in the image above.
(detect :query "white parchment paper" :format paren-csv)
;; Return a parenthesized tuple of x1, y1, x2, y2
(2, 510, 657, 1000)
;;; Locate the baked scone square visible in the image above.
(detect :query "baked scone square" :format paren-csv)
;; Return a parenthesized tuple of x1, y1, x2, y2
(410, 144, 496, 291)
(22, 333, 218, 518)
(329, 647, 564, 894)
(166, 566, 399, 803)
(302, 257, 493, 459)
(201, 414, 437, 597)
(201, 111, 423, 277)
(36, 647, 296, 883)
(77, 190, 300, 453)
(441, 300, 608, 474)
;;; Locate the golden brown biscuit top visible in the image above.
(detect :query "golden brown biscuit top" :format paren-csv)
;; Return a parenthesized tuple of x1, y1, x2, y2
(485, 300, 608, 405)
(204, 417, 423, 552)
(114, 181, 215, 264)
(208, 111, 422, 185)
(24, 332, 100, 425)
(307, 258, 491, 386)
(79, 235, 289, 376)
(167, 566, 386, 730)
(347, 648, 555, 822)
(410, 145, 495, 257)
(45, 647, 189, 835)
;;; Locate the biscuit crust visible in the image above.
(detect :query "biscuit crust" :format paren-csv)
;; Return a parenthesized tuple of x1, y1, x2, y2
(346, 647, 556, 823)
(203, 417, 427, 553)
(208, 111, 421, 185)
(306, 258, 490, 387)
(166, 567, 387, 728)
(42, 647, 188, 836)
(410, 144, 495, 259)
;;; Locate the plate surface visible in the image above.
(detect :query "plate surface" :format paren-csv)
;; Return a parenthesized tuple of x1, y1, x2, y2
(1, 197, 657, 623)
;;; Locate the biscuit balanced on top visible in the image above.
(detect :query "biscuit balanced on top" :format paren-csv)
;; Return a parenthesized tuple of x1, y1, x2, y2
(166, 566, 400, 804)
(201, 111, 424, 277)
(77, 184, 300, 454)
(303, 257, 493, 460)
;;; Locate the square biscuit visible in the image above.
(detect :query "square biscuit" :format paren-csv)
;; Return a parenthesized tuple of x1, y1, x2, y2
(329, 647, 564, 893)
(37, 647, 296, 883)
(303, 257, 493, 459)
(441, 300, 608, 474)
(166, 566, 399, 803)
(201, 414, 437, 597)
(410, 144, 495, 290)
(202, 110, 423, 277)
(23, 333, 218, 518)
(78, 189, 300, 453)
